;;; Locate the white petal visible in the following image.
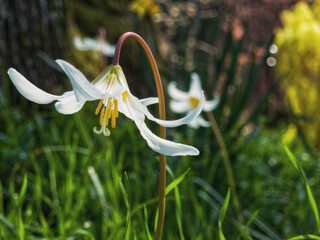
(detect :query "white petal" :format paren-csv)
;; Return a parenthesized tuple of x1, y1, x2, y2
(188, 119, 201, 129)
(54, 91, 86, 114)
(127, 91, 205, 128)
(56, 59, 108, 101)
(7, 68, 61, 104)
(189, 72, 203, 97)
(140, 97, 159, 107)
(118, 97, 133, 120)
(73, 36, 98, 51)
(195, 115, 211, 127)
(101, 42, 116, 57)
(137, 122, 199, 156)
(167, 82, 190, 100)
(169, 100, 191, 113)
(203, 97, 220, 112)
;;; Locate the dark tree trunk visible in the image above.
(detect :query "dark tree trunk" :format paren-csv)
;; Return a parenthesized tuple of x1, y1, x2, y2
(0, 0, 67, 90)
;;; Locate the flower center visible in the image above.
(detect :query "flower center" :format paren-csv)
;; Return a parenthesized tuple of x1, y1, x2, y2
(93, 97, 119, 136)
(189, 97, 200, 108)
(93, 91, 129, 136)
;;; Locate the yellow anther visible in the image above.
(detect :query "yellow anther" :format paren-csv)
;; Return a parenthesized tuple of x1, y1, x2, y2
(111, 110, 116, 128)
(122, 91, 128, 103)
(100, 107, 106, 126)
(189, 97, 200, 108)
(114, 99, 119, 117)
(95, 99, 104, 115)
(107, 106, 112, 119)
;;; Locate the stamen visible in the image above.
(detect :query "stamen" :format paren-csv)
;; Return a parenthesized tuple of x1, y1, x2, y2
(122, 91, 128, 103)
(111, 110, 116, 128)
(100, 107, 106, 126)
(95, 99, 104, 115)
(114, 99, 118, 117)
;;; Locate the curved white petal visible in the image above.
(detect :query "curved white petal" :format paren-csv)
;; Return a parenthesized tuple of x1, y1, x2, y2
(189, 72, 203, 97)
(167, 82, 190, 100)
(7, 68, 61, 104)
(73, 36, 98, 51)
(137, 122, 199, 156)
(56, 59, 109, 101)
(101, 42, 116, 57)
(188, 119, 201, 129)
(127, 91, 205, 128)
(203, 97, 220, 112)
(195, 115, 211, 127)
(118, 97, 133, 120)
(169, 100, 191, 113)
(140, 97, 159, 107)
(54, 91, 86, 114)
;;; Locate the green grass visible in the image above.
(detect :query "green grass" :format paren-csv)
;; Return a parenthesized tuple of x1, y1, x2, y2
(1, 84, 320, 239)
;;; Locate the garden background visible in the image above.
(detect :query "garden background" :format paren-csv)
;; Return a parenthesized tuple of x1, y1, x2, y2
(1, 0, 320, 239)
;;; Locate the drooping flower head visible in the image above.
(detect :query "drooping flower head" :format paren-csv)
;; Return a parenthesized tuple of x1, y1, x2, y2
(8, 60, 204, 156)
(168, 72, 220, 128)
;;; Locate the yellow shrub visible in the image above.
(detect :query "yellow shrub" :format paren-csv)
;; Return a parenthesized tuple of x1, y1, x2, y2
(275, 1, 320, 148)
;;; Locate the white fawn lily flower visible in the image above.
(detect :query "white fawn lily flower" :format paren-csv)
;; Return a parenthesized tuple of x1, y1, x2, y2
(73, 36, 116, 57)
(168, 72, 220, 129)
(8, 60, 204, 156)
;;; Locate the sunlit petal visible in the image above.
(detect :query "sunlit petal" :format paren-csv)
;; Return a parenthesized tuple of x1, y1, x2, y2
(56, 59, 109, 101)
(137, 122, 199, 156)
(140, 97, 159, 106)
(127, 91, 205, 128)
(54, 91, 86, 114)
(167, 82, 189, 100)
(7, 68, 61, 104)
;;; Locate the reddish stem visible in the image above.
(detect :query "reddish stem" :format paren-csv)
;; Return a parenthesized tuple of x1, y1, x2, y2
(112, 32, 166, 240)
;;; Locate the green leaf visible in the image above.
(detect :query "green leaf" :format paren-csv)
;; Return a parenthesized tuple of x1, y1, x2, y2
(218, 189, 231, 239)
(284, 146, 299, 170)
(219, 188, 231, 227)
(306, 183, 320, 234)
(289, 234, 320, 240)
(165, 168, 191, 196)
(284, 146, 320, 234)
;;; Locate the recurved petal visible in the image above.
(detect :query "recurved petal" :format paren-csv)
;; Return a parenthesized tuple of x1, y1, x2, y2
(167, 82, 190, 100)
(203, 97, 220, 112)
(189, 72, 203, 97)
(7, 68, 61, 104)
(101, 42, 116, 57)
(73, 36, 98, 51)
(169, 100, 191, 113)
(128, 91, 205, 128)
(54, 91, 86, 114)
(195, 115, 211, 127)
(56, 59, 108, 101)
(137, 122, 199, 156)
(140, 97, 159, 107)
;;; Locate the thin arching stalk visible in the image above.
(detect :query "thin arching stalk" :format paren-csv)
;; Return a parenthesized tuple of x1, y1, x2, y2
(112, 32, 166, 240)
(206, 111, 242, 222)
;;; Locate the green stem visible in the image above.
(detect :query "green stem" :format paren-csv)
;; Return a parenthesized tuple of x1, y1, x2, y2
(206, 111, 242, 222)
(113, 32, 166, 240)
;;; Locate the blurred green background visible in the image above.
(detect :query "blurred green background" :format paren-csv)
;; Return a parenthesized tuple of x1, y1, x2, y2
(1, 0, 320, 239)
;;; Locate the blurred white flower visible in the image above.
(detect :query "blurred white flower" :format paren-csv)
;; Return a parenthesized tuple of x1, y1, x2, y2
(8, 60, 205, 156)
(73, 36, 115, 57)
(168, 72, 220, 128)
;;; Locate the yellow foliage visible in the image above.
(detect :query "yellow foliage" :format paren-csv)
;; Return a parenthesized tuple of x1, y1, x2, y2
(130, 0, 161, 18)
(275, 1, 320, 148)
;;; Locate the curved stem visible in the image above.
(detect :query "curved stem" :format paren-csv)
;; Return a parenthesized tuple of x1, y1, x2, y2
(113, 32, 166, 240)
(206, 111, 242, 222)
